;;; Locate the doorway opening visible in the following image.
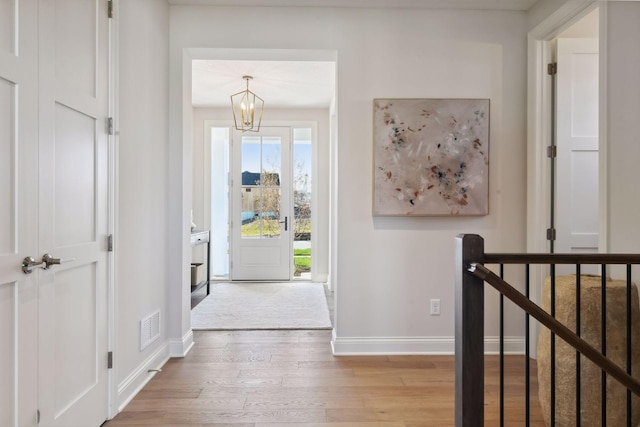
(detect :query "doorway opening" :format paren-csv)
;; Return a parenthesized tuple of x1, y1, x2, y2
(526, 0, 600, 353)
(186, 51, 337, 330)
(190, 56, 334, 286)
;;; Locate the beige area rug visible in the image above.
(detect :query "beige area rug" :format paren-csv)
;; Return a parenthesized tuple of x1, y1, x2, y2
(191, 282, 332, 330)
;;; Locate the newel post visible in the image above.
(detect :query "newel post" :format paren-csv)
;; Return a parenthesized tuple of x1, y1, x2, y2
(455, 234, 485, 427)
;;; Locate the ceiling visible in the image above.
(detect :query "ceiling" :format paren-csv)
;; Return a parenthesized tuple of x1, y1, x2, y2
(190, 0, 539, 109)
(192, 60, 336, 109)
(173, 0, 539, 10)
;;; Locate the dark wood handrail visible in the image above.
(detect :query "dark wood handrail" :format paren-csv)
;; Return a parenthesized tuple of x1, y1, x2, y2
(468, 262, 640, 397)
(484, 253, 640, 264)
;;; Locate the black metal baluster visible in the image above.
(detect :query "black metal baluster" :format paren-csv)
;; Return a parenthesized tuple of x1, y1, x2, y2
(576, 265, 581, 427)
(627, 264, 632, 427)
(550, 264, 556, 426)
(500, 263, 504, 427)
(601, 265, 607, 427)
(525, 264, 530, 427)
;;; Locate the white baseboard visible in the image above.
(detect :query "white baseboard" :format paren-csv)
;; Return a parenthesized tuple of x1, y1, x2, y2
(484, 336, 527, 355)
(332, 335, 525, 355)
(169, 329, 194, 357)
(114, 331, 195, 416)
(314, 272, 329, 283)
(116, 341, 170, 412)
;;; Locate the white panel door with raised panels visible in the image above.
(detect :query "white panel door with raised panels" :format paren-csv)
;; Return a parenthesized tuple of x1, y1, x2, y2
(0, 1, 110, 426)
(37, 1, 110, 425)
(556, 37, 599, 265)
(0, 0, 39, 425)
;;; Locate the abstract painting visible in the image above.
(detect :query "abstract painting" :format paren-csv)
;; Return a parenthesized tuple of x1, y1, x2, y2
(373, 98, 489, 216)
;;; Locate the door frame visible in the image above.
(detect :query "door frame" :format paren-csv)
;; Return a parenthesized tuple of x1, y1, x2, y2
(107, 2, 118, 419)
(203, 120, 319, 281)
(526, 0, 604, 353)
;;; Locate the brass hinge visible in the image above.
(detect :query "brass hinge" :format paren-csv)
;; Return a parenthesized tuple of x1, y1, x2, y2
(107, 117, 114, 135)
(108, 351, 113, 369)
(547, 228, 556, 241)
(108, 234, 113, 252)
(547, 62, 557, 76)
(547, 145, 557, 158)
(108, 0, 114, 18)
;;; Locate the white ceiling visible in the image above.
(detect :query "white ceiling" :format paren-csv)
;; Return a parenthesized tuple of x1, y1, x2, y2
(192, 60, 336, 109)
(189, 0, 539, 108)
(173, 0, 539, 10)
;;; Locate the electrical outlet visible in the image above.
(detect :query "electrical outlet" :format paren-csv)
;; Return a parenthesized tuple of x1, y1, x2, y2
(430, 299, 441, 316)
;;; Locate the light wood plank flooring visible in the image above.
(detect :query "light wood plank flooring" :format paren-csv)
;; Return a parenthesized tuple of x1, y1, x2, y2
(105, 330, 544, 426)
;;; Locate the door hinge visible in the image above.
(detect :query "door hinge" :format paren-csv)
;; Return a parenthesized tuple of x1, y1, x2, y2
(108, 351, 113, 369)
(547, 228, 556, 241)
(107, 234, 113, 252)
(108, 0, 114, 18)
(36, 410, 40, 424)
(547, 62, 557, 76)
(107, 117, 114, 135)
(547, 145, 557, 158)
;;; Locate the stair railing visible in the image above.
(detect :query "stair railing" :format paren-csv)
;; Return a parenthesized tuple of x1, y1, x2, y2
(455, 234, 640, 427)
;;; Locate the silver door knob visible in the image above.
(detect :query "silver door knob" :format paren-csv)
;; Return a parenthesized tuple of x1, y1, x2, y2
(22, 256, 47, 274)
(21, 254, 76, 274)
(42, 253, 75, 269)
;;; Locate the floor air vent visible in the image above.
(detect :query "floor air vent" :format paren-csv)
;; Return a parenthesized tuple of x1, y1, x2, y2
(140, 310, 161, 351)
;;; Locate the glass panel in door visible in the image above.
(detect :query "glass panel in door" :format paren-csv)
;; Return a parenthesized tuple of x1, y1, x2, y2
(240, 136, 283, 239)
(292, 128, 312, 278)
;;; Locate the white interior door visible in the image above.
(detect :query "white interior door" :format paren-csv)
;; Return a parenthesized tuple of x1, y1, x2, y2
(36, 1, 110, 425)
(0, 1, 39, 425)
(232, 127, 291, 281)
(556, 37, 599, 268)
(1, 1, 110, 425)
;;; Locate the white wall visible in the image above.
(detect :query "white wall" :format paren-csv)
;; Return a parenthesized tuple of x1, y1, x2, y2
(192, 107, 331, 281)
(115, 0, 171, 410)
(558, 7, 598, 38)
(171, 5, 529, 354)
(528, 0, 571, 30)
(605, 1, 640, 256)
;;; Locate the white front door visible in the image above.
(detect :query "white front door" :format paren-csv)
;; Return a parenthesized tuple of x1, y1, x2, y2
(0, 1, 110, 425)
(556, 37, 599, 266)
(231, 128, 291, 281)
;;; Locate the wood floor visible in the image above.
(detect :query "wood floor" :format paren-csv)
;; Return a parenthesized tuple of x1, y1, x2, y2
(105, 330, 544, 426)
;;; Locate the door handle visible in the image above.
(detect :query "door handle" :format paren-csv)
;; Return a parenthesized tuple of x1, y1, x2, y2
(22, 257, 46, 274)
(279, 216, 288, 231)
(21, 254, 76, 274)
(42, 253, 75, 269)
